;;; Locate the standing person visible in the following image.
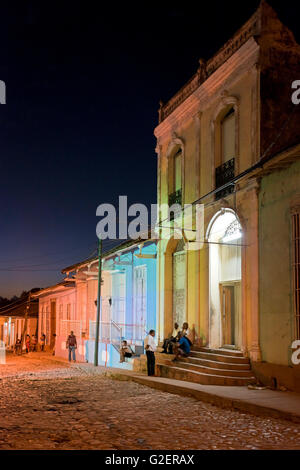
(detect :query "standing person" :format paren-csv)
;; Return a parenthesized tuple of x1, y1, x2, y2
(144, 330, 156, 377)
(40, 334, 46, 352)
(14, 338, 22, 355)
(66, 331, 77, 362)
(31, 335, 37, 352)
(52, 333, 57, 356)
(25, 335, 31, 354)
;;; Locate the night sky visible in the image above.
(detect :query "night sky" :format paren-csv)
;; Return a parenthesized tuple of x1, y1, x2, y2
(0, 0, 299, 297)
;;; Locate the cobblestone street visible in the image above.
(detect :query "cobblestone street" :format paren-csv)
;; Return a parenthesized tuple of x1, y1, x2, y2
(0, 354, 300, 450)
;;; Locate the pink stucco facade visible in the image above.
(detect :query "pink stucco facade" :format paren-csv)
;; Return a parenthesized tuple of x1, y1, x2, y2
(34, 264, 112, 362)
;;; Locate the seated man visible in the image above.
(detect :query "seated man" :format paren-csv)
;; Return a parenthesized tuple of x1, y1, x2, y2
(162, 322, 180, 354)
(119, 340, 133, 363)
(173, 332, 191, 361)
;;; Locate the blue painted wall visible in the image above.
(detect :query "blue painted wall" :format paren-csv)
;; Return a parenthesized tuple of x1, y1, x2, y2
(104, 241, 157, 335)
(86, 240, 157, 368)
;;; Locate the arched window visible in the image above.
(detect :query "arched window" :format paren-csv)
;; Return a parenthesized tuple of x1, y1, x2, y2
(174, 151, 182, 193)
(221, 108, 235, 163)
(215, 107, 236, 199)
(168, 149, 182, 207)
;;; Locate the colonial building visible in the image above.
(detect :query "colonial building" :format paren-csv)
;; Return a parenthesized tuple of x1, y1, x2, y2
(34, 238, 157, 368)
(154, 1, 300, 386)
(68, 238, 157, 369)
(32, 280, 77, 358)
(0, 291, 39, 350)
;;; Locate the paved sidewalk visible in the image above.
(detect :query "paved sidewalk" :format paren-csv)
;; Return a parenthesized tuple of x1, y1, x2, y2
(74, 364, 300, 424)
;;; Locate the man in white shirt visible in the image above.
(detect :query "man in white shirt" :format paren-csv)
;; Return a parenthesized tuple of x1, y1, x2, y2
(144, 330, 156, 376)
(162, 322, 180, 354)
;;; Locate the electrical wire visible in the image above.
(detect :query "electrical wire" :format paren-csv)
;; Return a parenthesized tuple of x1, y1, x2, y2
(1, 107, 297, 275)
(0, 243, 97, 265)
(0, 246, 98, 273)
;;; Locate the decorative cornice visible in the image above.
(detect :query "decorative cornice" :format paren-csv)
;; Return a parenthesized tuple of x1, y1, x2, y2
(206, 11, 259, 77)
(155, 38, 260, 142)
(158, 8, 260, 124)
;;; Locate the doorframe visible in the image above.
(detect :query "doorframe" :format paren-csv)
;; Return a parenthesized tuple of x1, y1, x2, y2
(172, 250, 187, 328)
(133, 264, 147, 341)
(219, 280, 242, 350)
(50, 299, 56, 349)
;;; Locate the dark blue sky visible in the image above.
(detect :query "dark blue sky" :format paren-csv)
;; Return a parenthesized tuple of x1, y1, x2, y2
(0, 0, 298, 297)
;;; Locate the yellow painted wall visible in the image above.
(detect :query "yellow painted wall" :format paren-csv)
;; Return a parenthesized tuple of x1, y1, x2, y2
(259, 160, 300, 366)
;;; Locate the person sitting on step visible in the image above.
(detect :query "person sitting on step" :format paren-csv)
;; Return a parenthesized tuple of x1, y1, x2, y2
(119, 340, 133, 363)
(173, 332, 191, 361)
(181, 322, 193, 347)
(162, 322, 180, 354)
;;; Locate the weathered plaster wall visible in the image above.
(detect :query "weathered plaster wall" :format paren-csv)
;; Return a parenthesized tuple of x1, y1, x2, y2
(259, 159, 300, 366)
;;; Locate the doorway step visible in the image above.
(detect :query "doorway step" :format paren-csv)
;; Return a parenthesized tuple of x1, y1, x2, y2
(156, 346, 256, 386)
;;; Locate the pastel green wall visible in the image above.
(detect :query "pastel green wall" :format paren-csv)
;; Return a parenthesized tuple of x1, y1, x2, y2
(259, 160, 300, 366)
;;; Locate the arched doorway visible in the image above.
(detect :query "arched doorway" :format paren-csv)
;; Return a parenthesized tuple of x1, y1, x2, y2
(207, 209, 242, 350)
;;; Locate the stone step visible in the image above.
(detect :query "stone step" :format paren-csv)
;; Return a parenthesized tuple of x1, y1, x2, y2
(173, 360, 254, 378)
(190, 350, 250, 365)
(156, 363, 255, 387)
(186, 356, 251, 371)
(193, 347, 244, 358)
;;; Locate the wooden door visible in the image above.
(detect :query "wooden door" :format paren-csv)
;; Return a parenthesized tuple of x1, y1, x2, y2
(133, 265, 147, 340)
(221, 285, 235, 346)
(50, 301, 56, 349)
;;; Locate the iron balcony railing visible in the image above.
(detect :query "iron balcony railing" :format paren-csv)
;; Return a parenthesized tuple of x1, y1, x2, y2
(215, 158, 235, 200)
(168, 189, 182, 221)
(89, 320, 147, 346)
(168, 189, 182, 207)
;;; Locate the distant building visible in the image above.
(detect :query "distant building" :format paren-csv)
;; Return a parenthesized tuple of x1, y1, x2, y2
(0, 291, 39, 350)
(33, 238, 157, 368)
(32, 281, 77, 357)
(83, 239, 157, 368)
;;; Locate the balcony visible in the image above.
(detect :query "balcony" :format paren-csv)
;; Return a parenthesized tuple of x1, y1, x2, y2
(215, 158, 235, 200)
(168, 189, 182, 207)
(168, 189, 182, 221)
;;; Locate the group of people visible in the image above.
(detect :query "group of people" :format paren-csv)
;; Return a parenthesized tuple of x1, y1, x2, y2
(13, 330, 77, 361)
(14, 333, 46, 355)
(25, 334, 44, 353)
(119, 330, 157, 377)
(14, 334, 38, 354)
(119, 322, 193, 378)
(162, 322, 193, 361)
